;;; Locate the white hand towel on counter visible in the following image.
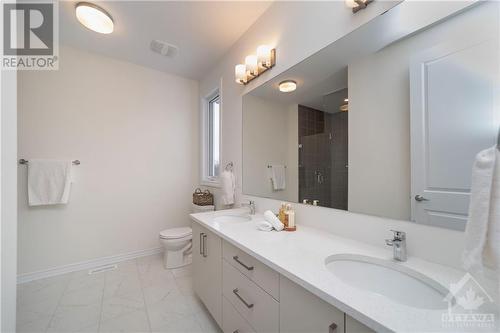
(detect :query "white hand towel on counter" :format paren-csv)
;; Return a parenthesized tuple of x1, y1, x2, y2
(463, 146, 500, 273)
(270, 165, 286, 191)
(256, 220, 273, 232)
(220, 169, 235, 206)
(264, 210, 284, 231)
(28, 159, 73, 206)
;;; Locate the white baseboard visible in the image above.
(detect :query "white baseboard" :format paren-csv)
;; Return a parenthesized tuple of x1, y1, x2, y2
(17, 247, 163, 284)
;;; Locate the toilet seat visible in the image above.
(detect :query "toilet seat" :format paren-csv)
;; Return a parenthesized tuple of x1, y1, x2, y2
(160, 227, 192, 240)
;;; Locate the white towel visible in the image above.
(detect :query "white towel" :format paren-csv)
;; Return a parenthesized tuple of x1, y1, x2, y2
(220, 170, 235, 206)
(256, 220, 273, 232)
(270, 165, 286, 191)
(264, 210, 284, 231)
(463, 146, 500, 273)
(28, 159, 73, 206)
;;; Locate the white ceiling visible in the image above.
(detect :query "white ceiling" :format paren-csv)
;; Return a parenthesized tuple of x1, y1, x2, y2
(59, 1, 273, 79)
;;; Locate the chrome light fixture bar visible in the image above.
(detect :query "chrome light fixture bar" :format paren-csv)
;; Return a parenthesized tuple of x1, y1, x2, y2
(235, 46, 276, 85)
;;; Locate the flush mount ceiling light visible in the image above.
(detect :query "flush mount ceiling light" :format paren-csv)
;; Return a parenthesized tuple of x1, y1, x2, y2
(345, 0, 373, 13)
(279, 80, 297, 93)
(75, 2, 114, 34)
(235, 44, 276, 85)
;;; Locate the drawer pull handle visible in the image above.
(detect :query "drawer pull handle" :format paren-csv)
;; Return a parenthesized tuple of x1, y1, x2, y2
(233, 256, 254, 271)
(202, 234, 208, 257)
(233, 288, 254, 308)
(199, 233, 204, 255)
(329, 322, 337, 333)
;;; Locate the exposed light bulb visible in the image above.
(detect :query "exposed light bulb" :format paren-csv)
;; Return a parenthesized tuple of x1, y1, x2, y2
(245, 55, 258, 76)
(257, 45, 271, 67)
(235, 64, 247, 84)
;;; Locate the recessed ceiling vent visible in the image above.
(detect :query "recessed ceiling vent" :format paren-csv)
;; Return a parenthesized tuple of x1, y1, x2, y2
(150, 40, 179, 58)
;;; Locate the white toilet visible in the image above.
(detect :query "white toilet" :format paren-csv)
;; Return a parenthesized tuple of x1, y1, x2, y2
(159, 227, 193, 269)
(159, 203, 214, 269)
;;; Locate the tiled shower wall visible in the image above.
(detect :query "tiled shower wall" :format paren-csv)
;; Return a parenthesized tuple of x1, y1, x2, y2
(298, 105, 348, 209)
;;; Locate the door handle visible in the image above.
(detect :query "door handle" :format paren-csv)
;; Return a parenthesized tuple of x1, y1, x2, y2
(233, 256, 254, 271)
(202, 234, 208, 257)
(329, 322, 337, 333)
(415, 195, 429, 202)
(233, 288, 254, 308)
(199, 233, 204, 255)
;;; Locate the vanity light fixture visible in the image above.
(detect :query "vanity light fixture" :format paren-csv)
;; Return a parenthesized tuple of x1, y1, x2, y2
(75, 2, 114, 34)
(279, 80, 297, 93)
(345, 0, 373, 13)
(235, 45, 276, 85)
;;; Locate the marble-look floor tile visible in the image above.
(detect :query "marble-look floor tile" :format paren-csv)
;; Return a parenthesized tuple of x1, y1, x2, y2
(195, 310, 222, 333)
(101, 289, 145, 322)
(104, 274, 143, 299)
(17, 274, 71, 307)
(99, 309, 151, 333)
(17, 255, 216, 333)
(148, 311, 202, 333)
(16, 313, 53, 333)
(174, 275, 195, 296)
(59, 286, 104, 307)
(171, 265, 192, 279)
(47, 304, 102, 333)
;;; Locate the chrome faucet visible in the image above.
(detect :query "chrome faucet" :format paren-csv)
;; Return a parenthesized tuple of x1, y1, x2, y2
(385, 230, 407, 262)
(242, 200, 256, 215)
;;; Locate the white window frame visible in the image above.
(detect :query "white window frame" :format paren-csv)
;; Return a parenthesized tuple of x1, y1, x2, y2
(200, 83, 222, 187)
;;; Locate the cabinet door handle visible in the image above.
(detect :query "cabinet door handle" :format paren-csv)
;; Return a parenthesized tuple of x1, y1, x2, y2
(233, 256, 254, 271)
(202, 234, 208, 257)
(329, 322, 337, 333)
(199, 233, 204, 255)
(233, 288, 254, 308)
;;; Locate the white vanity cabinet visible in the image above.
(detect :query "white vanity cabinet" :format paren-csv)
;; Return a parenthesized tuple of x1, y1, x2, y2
(192, 221, 375, 333)
(279, 275, 344, 333)
(192, 222, 222, 326)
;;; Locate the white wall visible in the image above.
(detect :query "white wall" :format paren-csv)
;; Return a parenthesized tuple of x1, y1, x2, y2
(1, 67, 18, 332)
(242, 94, 297, 202)
(348, 1, 498, 221)
(199, 1, 478, 269)
(17, 46, 199, 275)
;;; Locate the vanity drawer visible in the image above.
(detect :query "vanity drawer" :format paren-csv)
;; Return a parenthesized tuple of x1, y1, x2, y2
(222, 296, 255, 333)
(223, 240, 280, 300)
(222, 260, 279, 333)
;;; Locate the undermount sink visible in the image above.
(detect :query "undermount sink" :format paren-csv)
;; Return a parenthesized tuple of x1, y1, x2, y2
(325, 254, 453, 310)
(213, 214, 252, 223)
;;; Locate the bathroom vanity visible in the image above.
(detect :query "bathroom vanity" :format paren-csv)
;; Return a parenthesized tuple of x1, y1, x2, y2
(191, 213, 371, 333)
(190, 210, 492, 332)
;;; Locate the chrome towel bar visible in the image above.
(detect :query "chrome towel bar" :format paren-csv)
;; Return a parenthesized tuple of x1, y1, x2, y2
(19, 159, 81, 165)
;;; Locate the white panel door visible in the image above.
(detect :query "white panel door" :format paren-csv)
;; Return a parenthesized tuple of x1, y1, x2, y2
(410, 38, 499, 230)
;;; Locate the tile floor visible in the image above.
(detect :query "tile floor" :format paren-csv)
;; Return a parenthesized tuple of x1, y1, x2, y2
(16, 254, 221, 333)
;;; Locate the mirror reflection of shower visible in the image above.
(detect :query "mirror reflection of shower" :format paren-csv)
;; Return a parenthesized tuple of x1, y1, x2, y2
(298, 88, 348, 210)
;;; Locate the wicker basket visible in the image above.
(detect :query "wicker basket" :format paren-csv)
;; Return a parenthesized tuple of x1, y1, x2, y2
(193, 188, 214, 206)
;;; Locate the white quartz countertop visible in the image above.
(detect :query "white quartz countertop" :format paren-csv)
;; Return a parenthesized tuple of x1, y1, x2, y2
(190, 209, 498, 333)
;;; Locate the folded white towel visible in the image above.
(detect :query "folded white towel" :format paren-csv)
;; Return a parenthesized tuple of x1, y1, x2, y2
(270, 165, 286, 191)
(264, 210, 284, 231)
(220, 170, 235, 206)
(463, 146, 500, 273)
(28, 159, 73, 206)
(256, 220, 273, 232)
